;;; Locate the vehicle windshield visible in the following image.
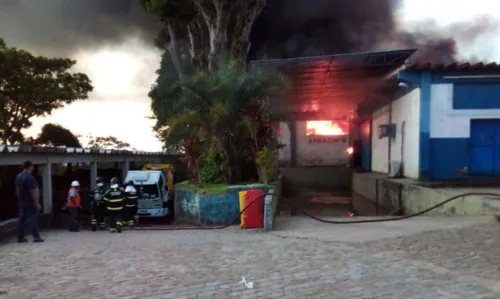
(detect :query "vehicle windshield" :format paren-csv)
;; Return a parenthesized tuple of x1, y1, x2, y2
(136, 184, 159, 199)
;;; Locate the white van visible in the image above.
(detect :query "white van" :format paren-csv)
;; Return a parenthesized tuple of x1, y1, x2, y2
(124, 170, 171, 217)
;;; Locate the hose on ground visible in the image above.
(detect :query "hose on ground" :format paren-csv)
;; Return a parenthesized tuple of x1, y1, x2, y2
(124, 192, 500, 231)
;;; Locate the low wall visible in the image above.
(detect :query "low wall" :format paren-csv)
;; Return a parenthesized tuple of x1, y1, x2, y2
(281, 167, 351, 190)
(264, 176, 283, 231)
(175, 184, 272, 225)
(352, 172, 500, 216)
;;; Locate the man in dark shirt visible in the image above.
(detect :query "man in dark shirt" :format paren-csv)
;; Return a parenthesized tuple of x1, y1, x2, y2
(16, 161, 44, 243)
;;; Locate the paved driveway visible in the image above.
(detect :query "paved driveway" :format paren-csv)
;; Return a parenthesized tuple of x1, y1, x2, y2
(1, 221, 500, 299)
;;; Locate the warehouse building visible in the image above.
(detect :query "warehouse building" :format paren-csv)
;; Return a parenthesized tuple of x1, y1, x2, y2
(251, 49, 417, 169)
(252, 50, 500, 183)
(359, 62, 500, 181)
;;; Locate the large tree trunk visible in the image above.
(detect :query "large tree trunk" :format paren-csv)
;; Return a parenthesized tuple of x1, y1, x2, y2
(187, 19, 208, 70)
(193, 0, 238, 70)
(231, 0, 266, 63)
(166, 24, 185, 79)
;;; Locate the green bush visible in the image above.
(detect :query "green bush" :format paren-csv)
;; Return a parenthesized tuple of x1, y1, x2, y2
(199, 142, 225, 184)
(256, 146, 276, 184)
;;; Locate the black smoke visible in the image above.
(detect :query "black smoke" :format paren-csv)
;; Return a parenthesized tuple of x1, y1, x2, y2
(0, 0, 497, 64)
(249, 0, 498, 64)
(0, 0, 160, 56)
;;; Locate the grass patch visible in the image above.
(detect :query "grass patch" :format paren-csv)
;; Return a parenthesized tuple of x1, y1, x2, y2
(175, 181, 267, 194)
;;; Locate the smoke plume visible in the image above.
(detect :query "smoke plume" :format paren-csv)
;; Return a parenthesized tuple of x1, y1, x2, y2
(0, 0, 160, 56)
(250, 0, 499, 64)
(0, 0, 498, 64)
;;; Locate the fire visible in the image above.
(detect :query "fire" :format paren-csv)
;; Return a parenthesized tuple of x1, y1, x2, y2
(346, 147, 353, 155)
(306, 121, 347, 136)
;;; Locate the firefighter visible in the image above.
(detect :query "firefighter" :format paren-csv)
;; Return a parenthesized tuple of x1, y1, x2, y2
(123, 180, 138, 227)
(103, 177, 124, 233)
(90, 177, 107, 231)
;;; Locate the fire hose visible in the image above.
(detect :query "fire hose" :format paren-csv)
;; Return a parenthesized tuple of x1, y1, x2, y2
(116, 191, 500, 231)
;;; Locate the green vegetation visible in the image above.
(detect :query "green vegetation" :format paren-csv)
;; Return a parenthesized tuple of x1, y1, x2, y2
(141, 1, 288, 186)
(0, 38, 93, 145)
(175, 182, 231, 194)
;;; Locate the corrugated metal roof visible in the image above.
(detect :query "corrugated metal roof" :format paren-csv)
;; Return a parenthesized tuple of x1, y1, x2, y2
(250, 49, 416, 119)
(405, 62, 500, 72)
(0, 144, 165, 156)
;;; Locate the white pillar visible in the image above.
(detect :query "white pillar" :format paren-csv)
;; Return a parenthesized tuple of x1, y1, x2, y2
(90, 162, 97, 188)
(122, 161, 130, 183)
(40, 164, 53, 214)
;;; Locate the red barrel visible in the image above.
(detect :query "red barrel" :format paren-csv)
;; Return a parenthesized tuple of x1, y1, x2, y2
(239, 189, 264, 229)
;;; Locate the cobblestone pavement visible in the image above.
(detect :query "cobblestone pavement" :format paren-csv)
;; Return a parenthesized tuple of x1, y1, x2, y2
(1, 223, 500, 299)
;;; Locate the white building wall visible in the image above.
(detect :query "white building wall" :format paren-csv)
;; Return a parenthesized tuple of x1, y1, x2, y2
(295, 121, 349, 166)
(277, 122, 291, 165)
(430, 84, 500, 138)
(371, 106, 389, 173)
(390, 88, 421, 179)
(371, 88, 421, 178)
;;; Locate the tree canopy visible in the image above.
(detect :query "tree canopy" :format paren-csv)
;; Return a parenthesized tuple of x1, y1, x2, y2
(34, 123, 82, 147)
(165, 59, 288, 183)
(87, 136, 135, 150)
(0, 38, 93, 144)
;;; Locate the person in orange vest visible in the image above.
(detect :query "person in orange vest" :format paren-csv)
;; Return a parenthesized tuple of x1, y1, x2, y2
(67, 181, 82, 232)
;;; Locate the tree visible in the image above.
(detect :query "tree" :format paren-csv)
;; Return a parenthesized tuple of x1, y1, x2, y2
(140, 0, 266, 71)
(165, 59, 287, 183)
(87, 136, 135, 150)
(0, 38, 93, 145)
(35, 123, 82, 147)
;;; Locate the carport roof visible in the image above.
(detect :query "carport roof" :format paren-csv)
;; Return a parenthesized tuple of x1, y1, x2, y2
(250, 49, 416, 119)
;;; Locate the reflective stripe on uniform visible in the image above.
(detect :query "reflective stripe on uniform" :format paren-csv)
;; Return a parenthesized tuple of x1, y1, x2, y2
(108, 198, 123, 203)
(116, 222, 122, 227)
(125, 204, 136, 207)
(107, 207, 123, 211)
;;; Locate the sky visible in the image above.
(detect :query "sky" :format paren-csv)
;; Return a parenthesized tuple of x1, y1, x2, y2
(15, 0, 500, 151)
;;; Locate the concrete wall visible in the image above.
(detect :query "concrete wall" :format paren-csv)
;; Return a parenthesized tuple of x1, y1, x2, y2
(296, 121, 349, 166)
(175, 184, 272, 225)
(277, 122, 291, 165)
(280, 167, 351, 190)
(264, 176, 283, 231)
(370, 88, 421, 178)
(371, 106, 390, 173)
(352, 172, 500, 216)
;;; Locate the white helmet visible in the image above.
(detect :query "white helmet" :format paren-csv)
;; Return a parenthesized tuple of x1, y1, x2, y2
(71, 181, 80, 187)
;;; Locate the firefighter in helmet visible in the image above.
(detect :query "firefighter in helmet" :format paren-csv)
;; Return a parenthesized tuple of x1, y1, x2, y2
(102, 177, 124, 233)
(123, 180, 139, 227)
(90, 176, 107, 231)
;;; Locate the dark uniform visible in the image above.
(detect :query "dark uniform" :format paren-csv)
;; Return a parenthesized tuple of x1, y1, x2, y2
(90, 177, 107, 231)
(123, 180, 138, 227)
(103, 177, 124, 233)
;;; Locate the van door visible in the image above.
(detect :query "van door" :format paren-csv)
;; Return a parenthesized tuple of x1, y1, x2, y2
(158, 172, 168, 205)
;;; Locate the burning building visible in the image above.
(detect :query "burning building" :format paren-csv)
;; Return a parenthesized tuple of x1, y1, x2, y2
(251, 49, 500, 181)
(250, 49, 414, 167)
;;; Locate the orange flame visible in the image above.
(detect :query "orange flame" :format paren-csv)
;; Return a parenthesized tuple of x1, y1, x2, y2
(346, 147, 353, 155)
(306, 121, 347, 136)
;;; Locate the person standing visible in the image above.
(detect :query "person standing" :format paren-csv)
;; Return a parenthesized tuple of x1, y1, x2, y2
(90, 177, 107, 231)
(103, 177, 124, 233)
(16, 160, 44, 243)
(123, 180, 138, 227)
(67, 181, 82, 232)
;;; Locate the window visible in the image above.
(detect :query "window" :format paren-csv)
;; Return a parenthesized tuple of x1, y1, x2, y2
(453, 83, 500, 110)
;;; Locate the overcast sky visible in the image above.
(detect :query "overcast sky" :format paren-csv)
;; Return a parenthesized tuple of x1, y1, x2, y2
(4, 0, 500, 151)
